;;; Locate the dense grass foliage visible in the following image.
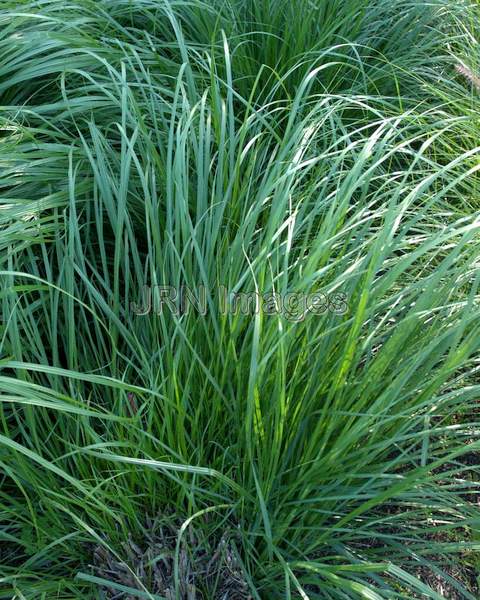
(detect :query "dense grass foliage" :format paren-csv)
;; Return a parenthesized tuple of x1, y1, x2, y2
(1, 0, 480, 598)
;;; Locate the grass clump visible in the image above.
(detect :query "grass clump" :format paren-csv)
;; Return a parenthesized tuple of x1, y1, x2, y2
(1, 0, 480, 598)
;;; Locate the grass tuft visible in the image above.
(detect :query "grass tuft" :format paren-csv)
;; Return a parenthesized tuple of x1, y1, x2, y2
(1, 1, 480, 598)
